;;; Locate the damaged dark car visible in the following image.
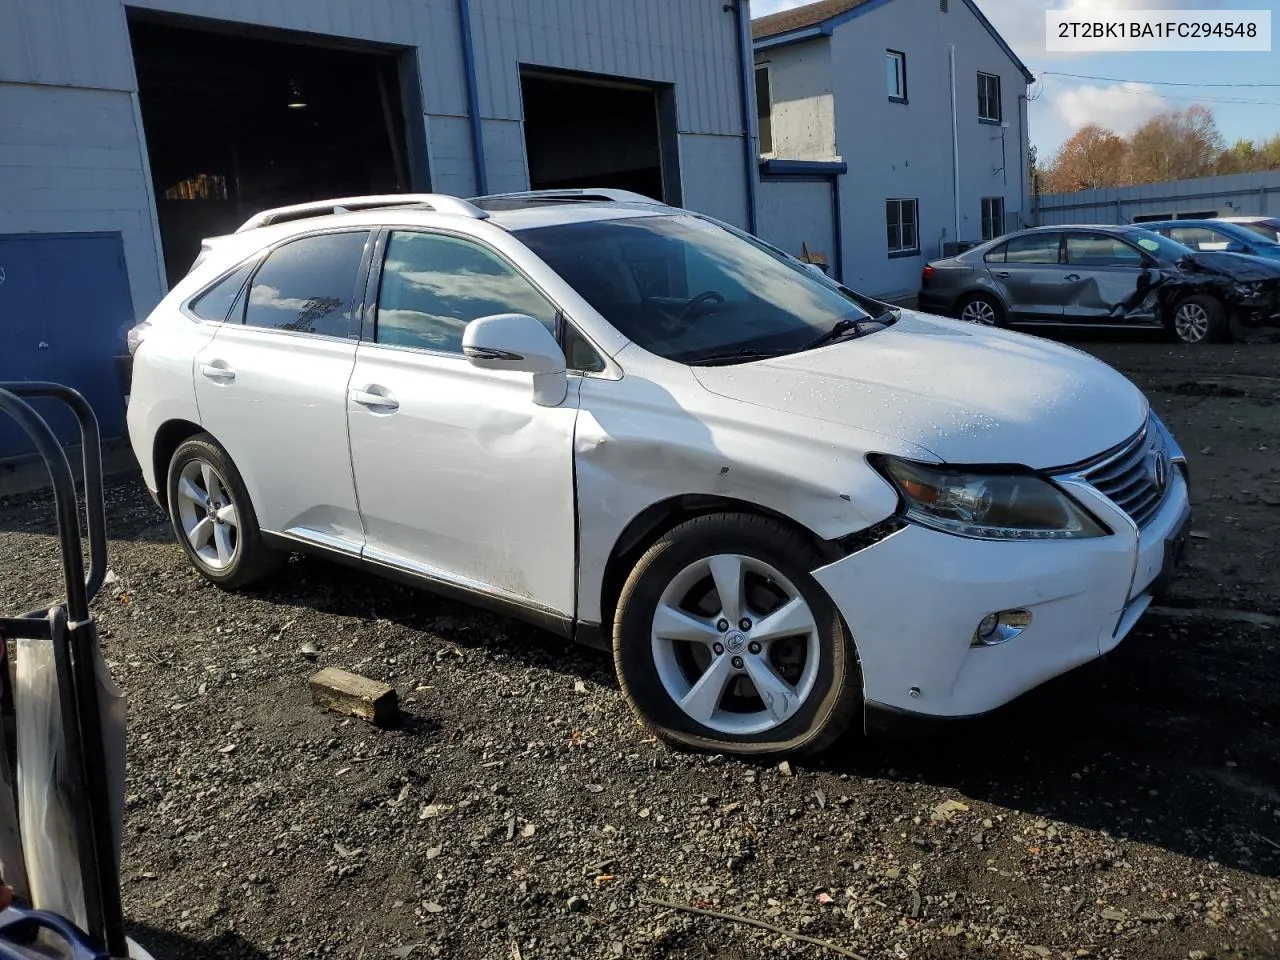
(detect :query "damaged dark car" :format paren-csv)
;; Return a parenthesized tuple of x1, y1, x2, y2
(918, 224, 1280, 344)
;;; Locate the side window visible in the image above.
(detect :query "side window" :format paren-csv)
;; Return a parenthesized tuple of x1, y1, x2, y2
(244, 232, 369, 336)
(376, 231, 559, 355)
(1065, 233, 1143, 267)
(1170, 226, 1231, 251)
(189, 261, 255, 322)
(984, 243, 1007, 264)
(1004, 233, 1060, 264)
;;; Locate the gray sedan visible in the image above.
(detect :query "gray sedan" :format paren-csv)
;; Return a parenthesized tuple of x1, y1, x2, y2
(917, 224, 1280, 344)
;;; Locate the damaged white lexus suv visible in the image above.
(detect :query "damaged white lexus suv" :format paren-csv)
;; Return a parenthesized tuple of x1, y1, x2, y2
(127, 190, 1191, 759)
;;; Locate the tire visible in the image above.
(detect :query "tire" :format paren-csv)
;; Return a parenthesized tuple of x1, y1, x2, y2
(957, 293, 1004, 327)
(166, 433, 282, 589)
(1169, 293, 1230, 344)
(612, 513, 862, 760)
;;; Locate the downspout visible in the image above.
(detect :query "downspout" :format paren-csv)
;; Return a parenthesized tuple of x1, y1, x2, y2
(831, 173, 844, 283)
(458, 0, 488, 195)
(732, 0, 760, 234)
(1018, 92, 1029, 226)
(949, 44, 960, 245)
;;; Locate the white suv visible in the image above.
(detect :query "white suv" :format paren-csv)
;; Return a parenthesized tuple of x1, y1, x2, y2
(127, 189, 1191, 758)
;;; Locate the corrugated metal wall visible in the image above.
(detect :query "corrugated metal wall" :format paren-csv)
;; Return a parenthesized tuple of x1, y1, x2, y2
(1035, 170, 1280, 225)
(0, 0, 749, 322)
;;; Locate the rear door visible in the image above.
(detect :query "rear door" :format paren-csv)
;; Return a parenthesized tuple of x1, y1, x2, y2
(193, 229, 371, 549)
(1062, 232, 1152, 322)
(985, 232, 1065, 321)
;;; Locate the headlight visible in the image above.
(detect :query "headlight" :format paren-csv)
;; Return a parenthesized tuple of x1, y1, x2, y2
(872, 456, 1109, 541)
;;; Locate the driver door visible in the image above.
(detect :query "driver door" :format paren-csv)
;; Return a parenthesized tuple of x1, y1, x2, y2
(346, 229, 582, 618)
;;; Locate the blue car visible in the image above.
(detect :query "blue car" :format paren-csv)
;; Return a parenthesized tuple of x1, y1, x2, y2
(1141, 219, 1280, 262)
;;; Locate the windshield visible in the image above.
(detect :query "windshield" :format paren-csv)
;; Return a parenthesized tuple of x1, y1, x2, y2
(1238, 219, 1280, 244)
(1122, 227, 1195, 261)
(514, 214, 876, 364)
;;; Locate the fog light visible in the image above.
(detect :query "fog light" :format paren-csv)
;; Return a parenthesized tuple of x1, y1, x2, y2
(972, 609, 1032, 647)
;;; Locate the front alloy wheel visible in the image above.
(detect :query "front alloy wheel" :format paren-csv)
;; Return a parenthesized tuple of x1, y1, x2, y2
(613, 513, 862, 759)
(651, 554, 820, 735)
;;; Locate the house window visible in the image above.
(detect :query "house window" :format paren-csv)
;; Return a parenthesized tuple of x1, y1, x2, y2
(886, 199, 919, 256)
(981, 197, 1005, 240)
(755, 64, 773, 155)
(978, 72, 1002, 122)
(885, 51, 906, 103)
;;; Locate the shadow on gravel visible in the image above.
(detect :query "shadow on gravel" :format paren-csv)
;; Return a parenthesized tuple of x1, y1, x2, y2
(817, 615, 1280, 880)
(247, 553, 1280, 879)
(128, 923, 270, 960)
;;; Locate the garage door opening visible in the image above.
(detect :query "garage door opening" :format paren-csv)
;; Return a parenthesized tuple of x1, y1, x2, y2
(520, 69, 679, 205)
(129, 13, 420, 288)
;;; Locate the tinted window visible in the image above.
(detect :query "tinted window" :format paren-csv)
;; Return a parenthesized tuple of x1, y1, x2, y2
(516, 214, 876, 364)
(984, 243, 1006, 263)
(244, 232, 368, 336)
(190, 261, 255, 322)
(376, 231, 558, 355)
(1066, 233, 1143, 266)
(1004, 233, 1060, 264)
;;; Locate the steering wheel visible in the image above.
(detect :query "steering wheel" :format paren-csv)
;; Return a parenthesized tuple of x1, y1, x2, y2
(680, 290, 726, 322)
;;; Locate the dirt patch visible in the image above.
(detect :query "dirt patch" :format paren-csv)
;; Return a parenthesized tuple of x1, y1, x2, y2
(1, 340, 1278, 959)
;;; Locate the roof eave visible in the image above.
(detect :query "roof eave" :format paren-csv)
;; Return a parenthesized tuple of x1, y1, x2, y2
(961, 0, 1035, 83)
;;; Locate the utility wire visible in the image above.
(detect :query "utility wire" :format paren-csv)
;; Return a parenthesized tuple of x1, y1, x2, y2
(1037, 74, 1280, 107)
(1037, 70, 1280, 89)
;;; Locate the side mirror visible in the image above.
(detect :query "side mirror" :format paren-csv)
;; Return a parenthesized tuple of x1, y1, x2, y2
(463, 313, 568, 407)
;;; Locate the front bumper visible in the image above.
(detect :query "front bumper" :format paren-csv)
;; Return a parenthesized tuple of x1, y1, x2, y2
(812, 470, 1190, 723)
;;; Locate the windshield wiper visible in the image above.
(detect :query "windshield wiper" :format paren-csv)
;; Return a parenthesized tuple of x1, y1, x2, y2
(685, 348, 788, 366)
(800, 315, 880, 351)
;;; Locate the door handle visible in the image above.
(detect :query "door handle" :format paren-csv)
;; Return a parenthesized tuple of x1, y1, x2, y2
(1064, 273, 1081, 281)
(200, 363, 235, 382)
(350, 388, 399, 412)
(995, 271, 1011, 278)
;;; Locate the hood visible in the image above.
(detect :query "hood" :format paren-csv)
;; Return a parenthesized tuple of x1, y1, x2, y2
(1182, 251, 1280, 282)
(692, 311, 1148, 469)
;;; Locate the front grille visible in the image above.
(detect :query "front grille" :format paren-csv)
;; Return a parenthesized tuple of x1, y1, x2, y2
(1077, 423, 1170, 529)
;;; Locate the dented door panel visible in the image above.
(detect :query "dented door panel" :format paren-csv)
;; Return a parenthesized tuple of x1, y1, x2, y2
(348, 344, 582, 616)
(571, 361, 923, 626)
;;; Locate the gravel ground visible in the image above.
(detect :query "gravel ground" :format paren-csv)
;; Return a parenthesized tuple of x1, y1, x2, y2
(1, 338, 1278, 960)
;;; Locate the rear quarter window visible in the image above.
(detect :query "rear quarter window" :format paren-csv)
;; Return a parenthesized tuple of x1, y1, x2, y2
(189, 261, 255, 322)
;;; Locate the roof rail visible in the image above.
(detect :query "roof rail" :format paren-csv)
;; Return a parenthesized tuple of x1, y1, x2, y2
(471, 188, 666, 206)
(235, 194, 489, 232)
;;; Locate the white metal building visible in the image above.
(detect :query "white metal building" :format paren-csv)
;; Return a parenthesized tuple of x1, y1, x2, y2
(0, 0, 762, 453)
(1, 0, 759, 321)
(754, 0, 1034, 299)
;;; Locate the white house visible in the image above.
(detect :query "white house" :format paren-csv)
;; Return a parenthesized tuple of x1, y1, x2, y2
(754, 0, 1034, 299)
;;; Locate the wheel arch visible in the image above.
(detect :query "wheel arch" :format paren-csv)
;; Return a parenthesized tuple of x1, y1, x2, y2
(152, 419, 205, 511)
(594, 494, 845, 642)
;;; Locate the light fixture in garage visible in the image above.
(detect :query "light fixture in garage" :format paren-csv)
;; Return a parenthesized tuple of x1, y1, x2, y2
(287, 80, 307, 109)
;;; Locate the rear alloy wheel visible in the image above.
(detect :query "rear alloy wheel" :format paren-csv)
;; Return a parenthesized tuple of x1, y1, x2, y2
(613, 514, 862, 759)
(1171, 294, 1229, 344)
(959, 294, 1003, 327)
(167, 434, 282, 588)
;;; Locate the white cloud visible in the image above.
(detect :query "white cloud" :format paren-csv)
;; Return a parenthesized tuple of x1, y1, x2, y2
(752, 0, 813, 15)
(1053, 81, 1174, 136)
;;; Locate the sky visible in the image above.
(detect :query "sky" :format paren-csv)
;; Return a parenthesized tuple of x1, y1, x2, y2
(752, 0, 1280, 162)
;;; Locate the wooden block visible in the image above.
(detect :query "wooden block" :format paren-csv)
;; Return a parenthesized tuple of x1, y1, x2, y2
(309, 668, 398, 727)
